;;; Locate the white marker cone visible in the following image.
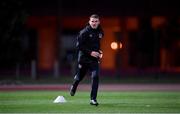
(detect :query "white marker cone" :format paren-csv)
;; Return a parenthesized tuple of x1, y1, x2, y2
(53, 96, 67, 103)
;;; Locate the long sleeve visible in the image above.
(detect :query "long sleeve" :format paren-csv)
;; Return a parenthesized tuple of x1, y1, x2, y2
(77, 32, 92, 55)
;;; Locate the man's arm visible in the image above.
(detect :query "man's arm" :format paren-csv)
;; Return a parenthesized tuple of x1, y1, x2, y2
(77, 32, 92, 55)
(77, 31, 102, 59)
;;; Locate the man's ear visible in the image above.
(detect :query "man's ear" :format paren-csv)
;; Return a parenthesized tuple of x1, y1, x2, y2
(97, 19, 100, 24)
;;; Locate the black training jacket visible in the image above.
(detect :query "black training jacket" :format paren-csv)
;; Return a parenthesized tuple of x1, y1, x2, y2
(76, 24, 104, 63)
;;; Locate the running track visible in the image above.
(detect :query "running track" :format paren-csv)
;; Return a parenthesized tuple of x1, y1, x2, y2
(0, 84, 180, 91)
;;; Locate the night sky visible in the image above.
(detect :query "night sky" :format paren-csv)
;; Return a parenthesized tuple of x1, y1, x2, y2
(2, 0, 178, 16)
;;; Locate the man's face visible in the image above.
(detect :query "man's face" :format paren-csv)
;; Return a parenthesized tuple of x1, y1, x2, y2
(89, 17, 100, 29)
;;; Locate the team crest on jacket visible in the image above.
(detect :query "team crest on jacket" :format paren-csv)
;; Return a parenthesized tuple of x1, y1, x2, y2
(89, 34, 93, 37)
(99, 33, 103, 38)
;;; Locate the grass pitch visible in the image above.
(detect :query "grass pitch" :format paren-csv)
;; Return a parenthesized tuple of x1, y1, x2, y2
(0, 91, 180, 113)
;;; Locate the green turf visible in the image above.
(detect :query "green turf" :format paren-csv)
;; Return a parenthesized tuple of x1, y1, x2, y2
(0, 91, 180, 113)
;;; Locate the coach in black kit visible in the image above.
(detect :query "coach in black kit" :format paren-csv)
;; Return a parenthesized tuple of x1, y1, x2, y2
(70, 14, 104, 106)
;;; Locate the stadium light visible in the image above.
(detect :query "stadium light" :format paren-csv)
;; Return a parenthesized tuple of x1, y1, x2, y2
(111, 42, 118, 50)
(119, 42, 123, 49)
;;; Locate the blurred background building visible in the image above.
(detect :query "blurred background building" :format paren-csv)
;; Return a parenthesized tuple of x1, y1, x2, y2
(1, 0, 180, 81)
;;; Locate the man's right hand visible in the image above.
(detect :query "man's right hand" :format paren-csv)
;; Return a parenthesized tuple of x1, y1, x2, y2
(90, 51, 100, 58)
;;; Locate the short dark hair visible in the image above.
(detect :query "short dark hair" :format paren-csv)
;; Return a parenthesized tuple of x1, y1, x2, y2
(90, 14, 100, 19)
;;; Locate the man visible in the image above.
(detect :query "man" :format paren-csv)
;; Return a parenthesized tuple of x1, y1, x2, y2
(70, 14, 104, 106)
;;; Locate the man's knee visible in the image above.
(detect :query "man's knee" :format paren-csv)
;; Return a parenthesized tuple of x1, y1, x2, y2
(91, 71, 99, 78)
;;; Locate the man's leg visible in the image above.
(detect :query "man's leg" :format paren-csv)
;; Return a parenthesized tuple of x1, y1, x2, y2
(70, 63, 87, 96)
(89, 62, 99, 105)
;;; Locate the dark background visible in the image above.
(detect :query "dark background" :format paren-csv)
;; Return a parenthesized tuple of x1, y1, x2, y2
(0, 0, 180, 83)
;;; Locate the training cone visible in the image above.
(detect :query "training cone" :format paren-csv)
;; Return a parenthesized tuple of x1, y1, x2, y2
(53, 96, 67, 103)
